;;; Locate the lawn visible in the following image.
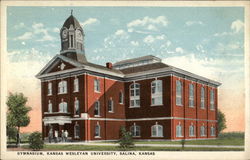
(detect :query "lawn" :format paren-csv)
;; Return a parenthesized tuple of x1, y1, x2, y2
(20, 144, 243, 151)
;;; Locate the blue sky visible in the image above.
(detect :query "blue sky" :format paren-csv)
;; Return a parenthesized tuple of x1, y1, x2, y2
(6, 6, 245, 132)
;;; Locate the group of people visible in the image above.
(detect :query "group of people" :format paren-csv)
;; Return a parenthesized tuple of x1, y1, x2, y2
(48, 129, 68, 143)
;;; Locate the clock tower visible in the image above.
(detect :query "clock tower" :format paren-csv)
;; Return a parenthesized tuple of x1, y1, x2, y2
(60, 12, 87, 63)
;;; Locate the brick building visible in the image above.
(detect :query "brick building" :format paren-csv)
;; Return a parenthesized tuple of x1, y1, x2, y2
(36, 14, 221, 141)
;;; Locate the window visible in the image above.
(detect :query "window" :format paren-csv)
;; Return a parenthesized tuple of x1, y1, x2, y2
(189, 84, 194, 107)
(151, 123, 163, 137)
(94, 101, 100, 116)
(48, 100, 52, 113)
(119, 92, 124, 104)
(210, 90, 215, 110)
(108, 98, 114, 113)
(130, 124, 140, 137)
(130, 83, 140, 107)
(151, 80, 163, 105)
(74, 98, 79, 115)
(200, 87, 205, 109)
(70, 35, 74, 48)
(94, 79, 100, 92)
(176, 123, 182, 137)
(200, 125, 206, 137)
(48, 82, 52, 95)
(210, 126, 216, 136)
(95, 123, 101, 138)
(74, 78, 79, 92)
(74, 123, 80, 138)
(176, 80, 182, 106)
(58, 80, 67, 94)
(59, 99, 68, 113)
(189, 124, 195, 137)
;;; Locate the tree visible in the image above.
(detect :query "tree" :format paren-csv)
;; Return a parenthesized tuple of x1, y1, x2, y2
(28, 132, 44, 151)
(6, 92, 31, 146)
(217, 109, 227, 134)
(118, 126, 134, 150)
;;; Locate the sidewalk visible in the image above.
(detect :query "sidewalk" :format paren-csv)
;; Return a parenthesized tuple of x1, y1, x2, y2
(42, 142, 244, 149)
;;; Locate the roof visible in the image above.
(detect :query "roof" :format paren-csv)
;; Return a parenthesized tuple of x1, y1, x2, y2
(119, 62, 169, 74)
(63, 15, 82, 29)
(113, 55, 161, 66)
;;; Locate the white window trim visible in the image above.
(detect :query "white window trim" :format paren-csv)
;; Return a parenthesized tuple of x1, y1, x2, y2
(74, 123, 80, 139)
(129, 83, 140, 108)
(58, 80, 67, 94)
(59, 101, 68, 113)
(176, 80, 183, 106)
(48, 101, 52, 113)
(151, 124, 163, 137)
(200, 125, 206, 137)
(200, 87, 205, 109)
(176, 124, 183, 137)
(94, 101, 100, 117)
(119, 92, 124, 104)
(94, 79, 101, 93)
(151, 80, 163, 106)
(73, 78, 79, 92)
(108, 98, 114, 113)
(210, 90, 215, 111)
(74, 99, 79, 115)
(189, 84, 195, 108)
(210, 126, 216, 136)
(130, 124, 141, 137)
(94, 123, 101, 138)
(48, 82, 52, 96)
(189, 125, 195, 137)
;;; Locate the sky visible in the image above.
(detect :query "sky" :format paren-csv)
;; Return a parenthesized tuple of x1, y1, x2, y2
(6, 6, 245, 132)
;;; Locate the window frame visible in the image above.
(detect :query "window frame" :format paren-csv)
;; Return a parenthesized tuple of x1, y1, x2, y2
(176, 124, 183, 137)
(189, 124, 195, 137)
(74, 98, 79, 115)
(94, 79, 101, 93)
(108, 98, 114, 113)
(119, 91, 124, 104)
(210, 90, 215, 110)
(94, 101, 100, 117)
(189, 83, 195, 107)
(48, 82, 52, 95)
(210, 126, 216, 136)
(200, 87, 205, 109)
(130, 124, 141, 137)
(151, 80, 163, 106)
(73, 78, 79, 92)
(59, 101, 68, 113)
(200, 125, 206, 137)
(151, 124, 163, 137)
(58, 80, 67, 94)
(129, 83, 140, 108)
(176, 80, 183, 106)
(94, 123, 101, 138)
(48, 100, 52, 113)
(74, 123, 80, 139)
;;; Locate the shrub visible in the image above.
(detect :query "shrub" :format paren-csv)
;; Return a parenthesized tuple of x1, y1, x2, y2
(28, 132, 44, 151)
(118, 126, 134, 150)
(218, 132, 244, 139)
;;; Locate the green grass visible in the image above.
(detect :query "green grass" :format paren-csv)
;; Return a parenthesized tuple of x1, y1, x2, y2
(21, 145, 243, 151)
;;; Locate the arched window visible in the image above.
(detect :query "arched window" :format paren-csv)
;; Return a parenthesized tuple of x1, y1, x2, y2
(151, 123, 163, 137)
(176, 123, 182, 137)
(130, 83, 140, 107)
(119, 91, 124, 104)
(74, 123, 80, 138)
(94, 101, 100, 116)
(48, 100, 52, 113)
(58, 80, 67, 94)
(189, 84, 194, 107)
(95, 123, 101, 138)
(200, 87, 205, 109)
(94, 79, 100, 92)
(210, 90, 215, 110)
(48, 82, 52, 95)
(200, 125, 206, 137)
(130, 123, 140, 137)
(151, 80, 163, 105)
(176, 80, 182, 106)
(74, 98, 79, 115)
(210, 126, 216, 136)
(59, 99, 67, 113)
(189, 124, 195, 137)
(108, 98, 114, 113)
(74, 78, 79, 92)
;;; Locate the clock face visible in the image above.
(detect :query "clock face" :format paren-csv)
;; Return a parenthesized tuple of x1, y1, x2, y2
(62, 29, 68, 38)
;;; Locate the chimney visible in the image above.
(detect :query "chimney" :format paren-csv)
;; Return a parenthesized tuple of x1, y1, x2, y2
(106, 62, 112, 69)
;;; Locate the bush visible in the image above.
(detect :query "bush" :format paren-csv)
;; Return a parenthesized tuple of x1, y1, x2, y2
(28, 132, 44, 151)
(218, 132, 244, 139)
(118, 126, 134, 150)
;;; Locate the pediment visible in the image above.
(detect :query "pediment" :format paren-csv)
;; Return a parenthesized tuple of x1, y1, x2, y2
(36, 54, 83, 77)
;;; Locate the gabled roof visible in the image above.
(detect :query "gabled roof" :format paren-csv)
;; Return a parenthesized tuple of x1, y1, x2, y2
(113, 55, 161, 66)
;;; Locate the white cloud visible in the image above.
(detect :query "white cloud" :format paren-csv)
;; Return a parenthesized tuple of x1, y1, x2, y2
(143, 35, 155, 44)
(185, 21, 204, 26)
(115, 29, 126, 36)
(231, 20, 244, 33)
(196, 44, 205, 53)
(52, 27, 60, 33)
(127, 16, 168, 28)
(81, 18, 99, 27)
(15, 32, 33, 40)
(130, 41, 139, 46)
(156, 35, 165, 40)
(147, 24, 158, 31)
(21, 41, 26, 45)
(14, 22, 25, 29)
(175, 47, 184, 53)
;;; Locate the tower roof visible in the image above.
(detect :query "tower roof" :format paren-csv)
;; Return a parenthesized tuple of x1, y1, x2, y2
(62, 15, 82, 29)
